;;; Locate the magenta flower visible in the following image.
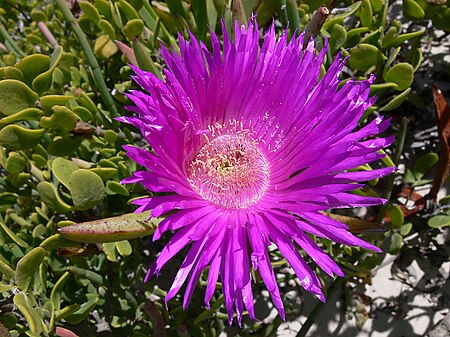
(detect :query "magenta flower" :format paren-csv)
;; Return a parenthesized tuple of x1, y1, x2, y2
(119, 21, 394, 324)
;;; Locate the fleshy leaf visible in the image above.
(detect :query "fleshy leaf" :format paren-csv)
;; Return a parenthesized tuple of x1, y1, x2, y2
(68, 170, 106, 210)
(37, 181, 73, 213)
(52, 157, 79, 189)
(384, 63, 414, 91)
(58, 211, 159, 243)
(15, 247, 46, 291)
(0, 80, 38, 115)
(0, 125, 45, 150)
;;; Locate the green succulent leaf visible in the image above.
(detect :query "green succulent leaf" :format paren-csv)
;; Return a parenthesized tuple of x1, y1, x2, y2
(132, 38, 161, 76)
(119, 0, 141, 20)
(328, 24, 347, 52)
(123, 19, 144, 39)
(0, 259, 15, 279)
(40, 105, 79, 131)
(391, 30, 425, 47)
(387, 204, 404, 228)
(39, 95, 73, 112)
(30, 8, 48, 22)
(37, 181, 73, 213)
(79, 1, 102, 23)
(411, 48, 423, 72)
(359, 0, 373, 27)
(68, 169, 106, 210)
(0, 221, 29, 248)
(400, 223, 413, 236)
(348, 44, 383, 72)
(15, 247, 46, 291)
(106, 180, 129, 196)
(94, 35, 119, 59)
(403, 0, 426, 20)
(379, 88, 411, 111)
(32, 46, 63, 95)
(0, 108, 44, 127)
(48, 136, 84, 156)
(0, 80, 38, 115)
(90, 167, 118, 180)
(58, 211, 158, 243)
(52, 157, 79, 190)
(428, 215, 450, 228)
(64, 296, 99, 325)
(3, 66, 24, 81)
(13, 292, 44, 336)
(388, 232, 403, 254)
(115, 240, 132, 256)
(99, 19, 116, 39)
(54, 304, 81, 322)
(0, 125, 45, 150)
(414, 152, 439, 180)
(384, 63, 414, 91)
(15, 54, 50, 86)
(4, 152, 27, 174)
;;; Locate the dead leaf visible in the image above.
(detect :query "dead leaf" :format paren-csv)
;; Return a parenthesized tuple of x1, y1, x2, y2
(57, 244, 100, 256)
(144, 301, 166, 337)
(71, 121, 95, 137)
(396, 187, 425, 217)
(55, 327, 79, 337)
(0, 321, 11, 337)
(231, 0, 247, 28)
(323, 212, 386, 233)
(304, 7, 330, 47)
(429, 85, 450, 201)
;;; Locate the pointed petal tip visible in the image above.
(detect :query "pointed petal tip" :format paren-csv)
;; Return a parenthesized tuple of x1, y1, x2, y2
(152, 231, 162, 241)
(143, 270, 152, 283)
(228, 314, 234, 326)
(335, 269, 345, 278)
(237, 315, 243, 327)
(317, 293, 326, 303)
(144, 263, 158, 283)
(247, 310, 257, 321)
(371, 245, 383, 253)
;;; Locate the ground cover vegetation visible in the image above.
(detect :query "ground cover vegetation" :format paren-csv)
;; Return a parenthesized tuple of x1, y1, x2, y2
(0, 0, 449, 336)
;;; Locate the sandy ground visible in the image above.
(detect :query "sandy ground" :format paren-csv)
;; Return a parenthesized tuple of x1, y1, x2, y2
(274, 253, 450, 337)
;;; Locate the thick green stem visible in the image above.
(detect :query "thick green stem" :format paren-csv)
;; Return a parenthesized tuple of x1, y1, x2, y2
(0, 22, 27, 57)
(296, 277, 344, 337)
(286, 0, 300, 36)
(139, 1, 178, 50)
(376, 117, 408, 223)
(55, 0, 119, 127)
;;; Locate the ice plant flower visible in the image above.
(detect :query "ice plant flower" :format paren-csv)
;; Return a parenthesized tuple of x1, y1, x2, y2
(119, 21, 395, 324)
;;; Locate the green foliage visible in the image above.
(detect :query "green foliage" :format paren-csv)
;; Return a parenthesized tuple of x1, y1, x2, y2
(0, 0, 448, 336)
(402, 0, 450, 30)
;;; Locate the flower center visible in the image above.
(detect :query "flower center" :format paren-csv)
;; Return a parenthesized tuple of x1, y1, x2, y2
(188, 126, 269, 209)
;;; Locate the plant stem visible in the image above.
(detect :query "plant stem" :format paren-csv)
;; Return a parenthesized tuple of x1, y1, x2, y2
(37, 22, 59, 48)
(286, 0, 300, 36)
(139, 1, 178, 50)
(55, 0, 119, 126)
(0, 22, 27, 57)
(296, 277, 344, 337)
(376, 117, 408, 223)
(303, 6, 329, 48)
